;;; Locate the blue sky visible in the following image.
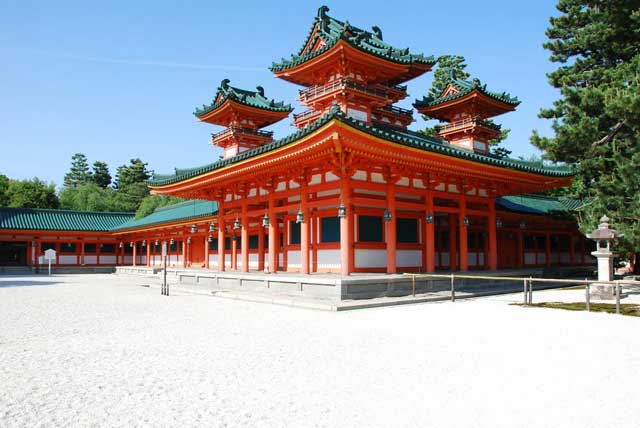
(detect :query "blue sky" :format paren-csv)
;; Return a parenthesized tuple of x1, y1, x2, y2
(0, 0, 561, 187)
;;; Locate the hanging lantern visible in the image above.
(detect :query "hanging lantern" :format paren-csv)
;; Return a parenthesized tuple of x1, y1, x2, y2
(383, 209, 392, 222)
(426, 213, 434, 224)
(129, 241, 134, 247)
(187, 237, 192, 245)
(119, 242, 123, 248)
(170, 238, 175, 246)
(496, 217, 503, 228)
(262, 213, 269, 227)
(296, 209, 304, 224)
(142, 240, 146, 247)
(233, 218, 241, 230)
(463, 217, 470, 227)
(207, 235, 213, 243)
(155, 240, 159, 246)
(520, 221, 526, 230)
(337, 204, 346, 218)
(209, 222, 216, 233)
(190, 224, 197, 234)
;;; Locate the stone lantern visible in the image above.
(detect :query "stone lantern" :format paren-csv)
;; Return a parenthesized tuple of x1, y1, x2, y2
(586, 215, 624, 299)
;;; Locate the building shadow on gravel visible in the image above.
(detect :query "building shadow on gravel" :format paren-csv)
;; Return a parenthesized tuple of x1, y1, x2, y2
(0, 280, 59, 288)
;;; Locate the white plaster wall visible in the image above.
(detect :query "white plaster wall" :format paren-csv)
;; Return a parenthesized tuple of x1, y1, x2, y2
(249, 253, 259, 269)
(124, 256, 133, 264)
(396, 177, 409, 187)
(325, 172, 339, 182)
(355, 249, 387, 268)
(59, 255, 76, 264)
(524, 253, 536, 265)
(468, 252, 477, 267)
(440, 252, 450, 267)
(287, 250, 301, 268)
(397, 250, 421, 267)
(560, 253, 571, 264)
(317, 249, 341, 269)
(538, 254, 547, 265)
(84, 256, 97, 265)
(209, 254, 218, 267)
(100, 256, 116, 265)
(352, 170, 367, 181)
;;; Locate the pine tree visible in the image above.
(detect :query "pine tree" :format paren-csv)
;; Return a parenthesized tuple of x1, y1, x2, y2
(91, 161, 112, 189)
(5, 178, 59, 209)
(532, 0, 640, 269)
(420, 55, 511, 157)
(112, 158, 151, 211)
(63, 153, 91, 188)
(0, 174, 9, 206)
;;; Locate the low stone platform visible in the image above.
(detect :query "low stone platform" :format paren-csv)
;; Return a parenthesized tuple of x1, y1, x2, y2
(116, 266, 592, 310)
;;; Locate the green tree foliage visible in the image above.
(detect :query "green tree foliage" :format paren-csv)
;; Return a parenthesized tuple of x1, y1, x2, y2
(531, 0, 640, 261)
(91, 161, 112, 189)
(0, 174, 9, 206)
(5, 178, 59, 209)
(112, 159, 152, 212)
(59, 183, 117, 212)
(428, 55, 470, 99)
(63, 153, 92, 188)
(420, 55, 511, 158)
(135, 195, 184, 219)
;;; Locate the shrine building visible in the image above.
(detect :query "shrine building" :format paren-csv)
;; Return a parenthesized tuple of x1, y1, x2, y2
(0, 6, 594, 277)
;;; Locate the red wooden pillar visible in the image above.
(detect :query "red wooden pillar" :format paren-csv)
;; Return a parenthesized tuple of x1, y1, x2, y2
(218, 208, 225, 272)
(425, 188, 435, 272)
(36, 241, 41, 267)
(340, 178, 353, 276)
(146, 240, 151, 267)
(231, 234, 237, 270)
(282, 218, 288, 271)
(258, 226, 265, 271)
(459, 196, 469, 272)
(268, 194, 277, 273)
(132, 241, 137, 266)
(204, 235, 210, 269)
(449, 214, 457, 271)
(386, 181, 397, 274)
(545, 232, 552, 267)
(301, 185, 310, 274)
(241, 204, 249, 272)
(79, 241, 85, 266)
(488, 198, 498, 271)
(569, 233, 576, 266)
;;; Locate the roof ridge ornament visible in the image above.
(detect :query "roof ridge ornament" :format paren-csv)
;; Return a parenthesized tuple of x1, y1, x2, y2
(256, 86, 265, 97)
(317, 5, 329, 20)
(220, 78, 231, 92)
(371, 25, 383, 40)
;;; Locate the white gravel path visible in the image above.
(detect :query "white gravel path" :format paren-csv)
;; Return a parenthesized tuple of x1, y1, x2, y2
(1, 274, 639, 428)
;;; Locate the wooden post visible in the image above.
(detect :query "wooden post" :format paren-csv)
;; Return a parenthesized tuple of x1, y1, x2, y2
(146, 239, 151, 267)
(546, 232, 552, 267)
(488, 197, 498, 271)
(268, 194, 277, 273)
(301, 184, 310, 274)
(231, 234, 237, 270)
(204, 234, 210, 269)
(340, 179, 353, 276)
(181, 238, 186, 268)
(218, 208, 225, 272)
(258, 226, 265, 271)
(241, 204, 249, 272)
(449, 214, 457, 271)
(386, 181, 397, 274)
(517, 229, 524, 268)
(132, 241, 137, 266)
(425, 188, 435, 272)
(459, 195, 468, 272)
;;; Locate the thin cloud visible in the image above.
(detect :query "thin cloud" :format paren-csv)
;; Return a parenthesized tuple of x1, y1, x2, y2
(29, 50, 265, 72)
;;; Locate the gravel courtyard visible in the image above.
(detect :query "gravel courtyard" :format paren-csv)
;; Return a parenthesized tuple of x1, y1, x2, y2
(1, 274, 638, 428)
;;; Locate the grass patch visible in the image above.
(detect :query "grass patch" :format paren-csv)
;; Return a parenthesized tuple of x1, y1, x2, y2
(514, 302, 640, 317)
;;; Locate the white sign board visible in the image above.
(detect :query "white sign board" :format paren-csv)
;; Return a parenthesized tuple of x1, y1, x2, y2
(44, 249, 56, 276)
(44, 249, 56, 261)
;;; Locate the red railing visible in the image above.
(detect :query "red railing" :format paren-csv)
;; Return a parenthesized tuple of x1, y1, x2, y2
(437, 117, 501, 134)
(211, 126, 273, 141)
(299, 79, 388, 101)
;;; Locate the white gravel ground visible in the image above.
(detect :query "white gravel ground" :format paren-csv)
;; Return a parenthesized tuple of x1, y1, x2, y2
(1, 274, 639, 428)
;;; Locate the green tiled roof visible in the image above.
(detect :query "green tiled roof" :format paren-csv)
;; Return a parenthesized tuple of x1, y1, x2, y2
(112, 200, 218, 231)
(270, 6, 435, 73)
(414, 76, 520, 109)
(194, 79, 293, 117)
(0, 208, 134, 232)
(497, 194, 582, 216)
(148, 106, 574, 187)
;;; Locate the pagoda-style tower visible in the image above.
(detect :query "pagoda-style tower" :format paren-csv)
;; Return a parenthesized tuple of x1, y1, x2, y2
(414, 75, 520, 154)
(194, 79, 293, 159)
(270, 6, 435, 129)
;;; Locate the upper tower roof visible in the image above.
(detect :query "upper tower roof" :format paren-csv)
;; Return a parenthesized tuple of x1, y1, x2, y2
(270, 6, 435, 86)
(194, 79, 293, 127)
(414, 74, 520, 120)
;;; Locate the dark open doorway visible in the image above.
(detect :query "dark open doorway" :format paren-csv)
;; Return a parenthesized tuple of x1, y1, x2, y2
(0, 242, 28, 266)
